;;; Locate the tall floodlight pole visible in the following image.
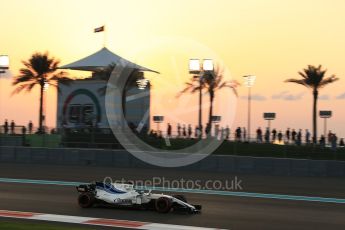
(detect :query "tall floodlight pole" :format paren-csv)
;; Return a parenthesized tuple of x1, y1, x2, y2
(243, 75, 256, 142)
(0, 55, 9, 74)
(319, 110, 332, 142)
(42, 81, 49, 133)
(189, 59, 213, 139)
(263, 113, 276, 131)
(0, 56, 9, 133)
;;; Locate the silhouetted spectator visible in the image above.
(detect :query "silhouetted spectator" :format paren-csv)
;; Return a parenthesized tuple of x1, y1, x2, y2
(256, 127, 262, 143)
(22, 126, 27, 135)
(286, 128, 290, 143)
(235, 127, 242, 141)
(177, 123, 181, 137)
(264, 128, 270, 143)
(291, 129, 296, 143)
(149, 129, 157, 138)
(297, 129, 302, 146)
(242, 127, 246, 141)
(327, 131, 333, 144)
(319, 135, 326, 147)
(188, 124, 192, 138)
(28, 121, 33, 134)
(215, 124, 220, 139)
(277, 131, 283, 142)
(158, 130, 163, 138)
(305, 129, 311, 144)
(194, 126, 198, 138)
(51, 128, 57, 134)
(167, 123, 172, 137)
(272, 128, 277, 141)
(10, 120, 15, 134)
(331, 134, 338, 151)
(4, 119, 9, 134)
(312, 136, 316, 144)
(182, 124, 187, 137)
(205, 123, 211, 137)
(340, 138, 345, 147)
(220, 127, 224, 140)
(225, 126, 230, 140)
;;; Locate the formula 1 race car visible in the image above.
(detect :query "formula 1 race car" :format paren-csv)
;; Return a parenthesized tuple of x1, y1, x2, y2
(76, 182, 202, 214)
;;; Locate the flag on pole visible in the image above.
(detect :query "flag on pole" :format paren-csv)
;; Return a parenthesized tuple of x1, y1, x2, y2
(94, 26, 105, 33)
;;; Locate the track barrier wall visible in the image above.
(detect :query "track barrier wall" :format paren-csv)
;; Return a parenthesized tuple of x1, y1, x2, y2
(0, 146, 344, 177)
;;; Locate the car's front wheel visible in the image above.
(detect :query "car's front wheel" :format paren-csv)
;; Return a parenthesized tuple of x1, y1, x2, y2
(155, 197, 172, 213)
(78, 193, 95, 208)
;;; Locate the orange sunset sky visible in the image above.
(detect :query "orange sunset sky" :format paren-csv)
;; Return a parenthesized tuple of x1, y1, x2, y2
(0, 0, 345, 138)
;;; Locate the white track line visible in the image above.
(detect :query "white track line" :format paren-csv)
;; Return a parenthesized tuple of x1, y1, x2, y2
(0, 210, 226, 230)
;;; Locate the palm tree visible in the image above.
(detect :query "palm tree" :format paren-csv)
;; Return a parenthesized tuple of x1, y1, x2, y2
(12, 52, 71, 133)
(179, 65, 239, 134)
(285, 65, 339, 143)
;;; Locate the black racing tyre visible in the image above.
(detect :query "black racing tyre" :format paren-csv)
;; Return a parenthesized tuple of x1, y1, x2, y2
(172, 194, 187, 203)
(155, 197, 172, 213)
(78, 193, 95, 208)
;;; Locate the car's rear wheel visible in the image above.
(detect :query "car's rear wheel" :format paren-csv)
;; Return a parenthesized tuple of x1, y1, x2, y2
(155, 197, 172, 213)
(78, 193, 95, 208)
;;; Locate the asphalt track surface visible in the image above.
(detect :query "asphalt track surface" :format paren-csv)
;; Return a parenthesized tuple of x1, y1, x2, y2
(0, 163, 345, 230)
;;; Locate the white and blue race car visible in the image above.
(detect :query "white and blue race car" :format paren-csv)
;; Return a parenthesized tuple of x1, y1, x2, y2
(76, 182, 202, 214)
